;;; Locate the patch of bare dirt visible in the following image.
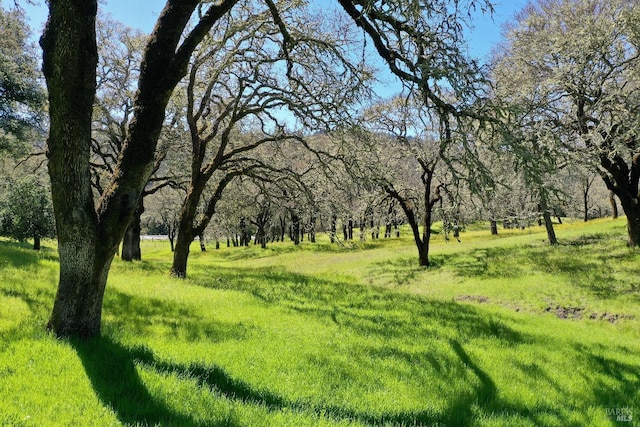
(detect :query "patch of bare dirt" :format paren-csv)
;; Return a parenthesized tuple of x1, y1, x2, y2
(588, 312, 635, 323)
(544, 305, 635, 323)
(545, 305, 585, 319)
(455, 295, 490, 303)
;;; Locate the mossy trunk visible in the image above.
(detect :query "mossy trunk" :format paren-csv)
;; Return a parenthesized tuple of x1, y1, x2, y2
(47, 242, 116, 338)
(41, 1, 107, 338)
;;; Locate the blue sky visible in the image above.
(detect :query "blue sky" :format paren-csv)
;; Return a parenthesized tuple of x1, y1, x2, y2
(21, 0, 527, 59)
(18, 0, 527, 99)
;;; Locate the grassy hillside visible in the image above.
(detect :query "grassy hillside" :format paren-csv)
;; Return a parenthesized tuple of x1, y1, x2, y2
(1, 218, 638, 426)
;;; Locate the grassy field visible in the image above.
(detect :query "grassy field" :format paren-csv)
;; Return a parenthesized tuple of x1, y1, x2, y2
(0, 218, 638, 426)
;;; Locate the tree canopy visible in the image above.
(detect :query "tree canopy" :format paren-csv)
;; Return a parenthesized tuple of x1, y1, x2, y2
(0, 5, 45, 155)
(492, 0, 640, 246)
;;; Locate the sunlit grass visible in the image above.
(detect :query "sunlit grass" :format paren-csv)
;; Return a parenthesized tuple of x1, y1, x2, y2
(0, 218, 638, 426)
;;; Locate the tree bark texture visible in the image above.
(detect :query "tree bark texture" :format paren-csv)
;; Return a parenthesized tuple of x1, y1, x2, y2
(41, 0, 111, 338)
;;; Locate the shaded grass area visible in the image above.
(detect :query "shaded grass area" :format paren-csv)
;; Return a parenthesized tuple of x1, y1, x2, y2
(0, 220, 639, 426)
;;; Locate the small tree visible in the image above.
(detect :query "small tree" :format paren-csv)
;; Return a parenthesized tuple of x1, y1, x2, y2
(0, 177, 55, 250)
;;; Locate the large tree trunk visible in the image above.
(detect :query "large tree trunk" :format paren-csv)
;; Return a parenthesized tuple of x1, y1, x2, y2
(408, 209, 430, 267)
(47, 248, 116, 338)
(170, 175, 234, 276)
(542, 210, 558, 245)
(41, 1, 107, 338)
(626, 209, 640, 247)
(41, 1, 238, 337)
(171, 229, 193, 278)
(290, 211, 300, 245)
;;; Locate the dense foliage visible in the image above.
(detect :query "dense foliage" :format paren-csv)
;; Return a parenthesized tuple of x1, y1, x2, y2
(0, 5, 45, 155)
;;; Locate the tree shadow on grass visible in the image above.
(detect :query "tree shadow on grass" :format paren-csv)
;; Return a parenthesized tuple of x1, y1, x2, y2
(73, 335, 566, 427)
(435, 246, 529, 279)
(102, 288, 254, 342)
(574, 344, 640, 410)
(85, 264, 633, 426)
(378, 239, 640, 302)
(0, 240, 58, 268)
(368, 246, 530, 288)
(72, 337, 198, 426)
(192, 265, 527, 344)
(527, 246, 640, 301)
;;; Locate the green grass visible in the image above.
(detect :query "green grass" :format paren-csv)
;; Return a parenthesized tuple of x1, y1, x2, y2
(0, 218, 639, 426)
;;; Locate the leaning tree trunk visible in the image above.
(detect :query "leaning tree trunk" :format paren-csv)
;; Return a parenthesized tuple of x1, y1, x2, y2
(386, 187, 433, 267)
(407, 208, 430, 267)
(542, 210, 558, 245)
(539, 198, 558, 245)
